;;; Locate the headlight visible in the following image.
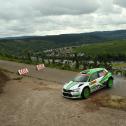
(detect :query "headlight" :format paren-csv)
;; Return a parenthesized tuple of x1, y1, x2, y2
(73, 88, 80, 92)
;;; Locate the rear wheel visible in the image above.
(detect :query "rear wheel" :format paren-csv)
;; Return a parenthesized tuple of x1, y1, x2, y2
(107, 78, 113, 88)
(82, 87, 90, 99)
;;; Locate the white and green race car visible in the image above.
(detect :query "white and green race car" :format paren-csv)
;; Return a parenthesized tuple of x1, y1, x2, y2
(63, 68, 113, 99)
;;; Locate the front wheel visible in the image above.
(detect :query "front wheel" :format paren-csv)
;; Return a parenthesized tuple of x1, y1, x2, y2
(82, 87, 90, 99)
(107, 79, 113, 88)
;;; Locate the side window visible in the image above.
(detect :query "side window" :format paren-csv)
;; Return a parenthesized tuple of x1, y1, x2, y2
(90, 72, 98, 81)
(98, 70, 106, 77)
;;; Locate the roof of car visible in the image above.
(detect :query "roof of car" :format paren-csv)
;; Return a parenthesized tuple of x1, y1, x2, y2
(81, 68, 105, 75)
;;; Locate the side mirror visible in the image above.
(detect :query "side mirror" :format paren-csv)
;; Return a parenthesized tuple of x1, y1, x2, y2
(90, 80, 96, 85)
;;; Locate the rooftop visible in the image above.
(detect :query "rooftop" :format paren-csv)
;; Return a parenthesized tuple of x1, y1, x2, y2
(81, 68, 105, 74)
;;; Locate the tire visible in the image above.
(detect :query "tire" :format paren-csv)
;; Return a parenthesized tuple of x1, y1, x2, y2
(107, 78, 113, 88)
(82, 87, 90, 99)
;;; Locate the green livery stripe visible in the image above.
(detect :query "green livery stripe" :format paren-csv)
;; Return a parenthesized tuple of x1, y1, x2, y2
(66, 81, 77, 90)
(81, 68, 105, 75)
(100, 72, 112, 84)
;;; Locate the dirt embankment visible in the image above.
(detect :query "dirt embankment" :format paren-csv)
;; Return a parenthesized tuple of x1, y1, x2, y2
(86, 93, 126, 112)
(0, 70, 9, 93)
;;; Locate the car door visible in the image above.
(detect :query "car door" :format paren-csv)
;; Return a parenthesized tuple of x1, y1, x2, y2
(89, 72, 99, 92)
(97, 70, 107, 86)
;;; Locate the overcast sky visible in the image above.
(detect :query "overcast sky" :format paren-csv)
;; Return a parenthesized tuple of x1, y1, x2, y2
(0, 0, 126, 37)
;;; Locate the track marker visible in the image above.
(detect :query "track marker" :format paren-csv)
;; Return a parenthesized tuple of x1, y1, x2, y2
(18, 68, 29, 75)
(36, 64, 45, 71)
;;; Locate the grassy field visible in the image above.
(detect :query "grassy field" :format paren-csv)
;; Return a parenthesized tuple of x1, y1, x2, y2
(75, 40, 126, 55)
(113, 62, 126, 68)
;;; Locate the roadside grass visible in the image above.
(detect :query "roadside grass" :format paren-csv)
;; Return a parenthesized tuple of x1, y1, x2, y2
(113, 63, 126, 68)
(0, 69, 9, 93)
(91, 94, 126, 111)
(0, 54, 126, 73)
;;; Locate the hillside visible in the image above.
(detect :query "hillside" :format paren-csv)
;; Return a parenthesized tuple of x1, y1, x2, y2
(0, 30, 126, 56)
(75, 40, 126, 55)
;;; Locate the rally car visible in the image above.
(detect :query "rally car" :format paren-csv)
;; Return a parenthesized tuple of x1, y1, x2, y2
(62, 68, 113, 99)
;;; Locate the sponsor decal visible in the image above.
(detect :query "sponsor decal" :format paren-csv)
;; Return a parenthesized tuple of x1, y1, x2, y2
(90, 80, 96, 85)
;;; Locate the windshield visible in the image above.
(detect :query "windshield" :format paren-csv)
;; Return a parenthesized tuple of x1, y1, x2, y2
(73, 74, 89, 82)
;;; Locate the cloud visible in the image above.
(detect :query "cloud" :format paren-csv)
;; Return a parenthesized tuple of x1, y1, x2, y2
(0, 0, 126, 37)
(97, 0, 122, 15)
(114, 0, 126, 8)
(37, 0, 100, 15)
(0, 0, 100, 20)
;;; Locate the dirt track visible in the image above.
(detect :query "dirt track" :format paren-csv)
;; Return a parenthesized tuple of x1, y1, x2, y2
(0, 60, 126, 96)
(0, 60, 126, 126)
(0, 60, 77, 84)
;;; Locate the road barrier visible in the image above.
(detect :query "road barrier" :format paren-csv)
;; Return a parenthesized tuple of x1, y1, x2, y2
(18, 68, 29, 75)
(36, 64, 45, 71)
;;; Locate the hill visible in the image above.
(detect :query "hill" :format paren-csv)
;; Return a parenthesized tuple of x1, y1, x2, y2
(0, 30, 126, 55)
(75, 40, 126, 55)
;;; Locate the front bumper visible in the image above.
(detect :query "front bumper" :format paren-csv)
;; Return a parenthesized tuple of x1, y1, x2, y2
(62, 89, 81, 99)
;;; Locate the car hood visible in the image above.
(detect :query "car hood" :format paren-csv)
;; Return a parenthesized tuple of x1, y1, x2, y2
(64, 81, 86, 90)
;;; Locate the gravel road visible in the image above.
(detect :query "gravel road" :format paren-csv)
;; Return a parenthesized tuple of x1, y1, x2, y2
(0, 60, 126, 97)
(0, 60, 126, 126)
(0, 60, 77, 83)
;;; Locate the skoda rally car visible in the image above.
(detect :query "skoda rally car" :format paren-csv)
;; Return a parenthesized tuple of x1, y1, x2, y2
(63, 68, 113, 99)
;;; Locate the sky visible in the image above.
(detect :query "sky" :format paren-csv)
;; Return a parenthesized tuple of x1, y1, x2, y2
(0, 0, 126, 37)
